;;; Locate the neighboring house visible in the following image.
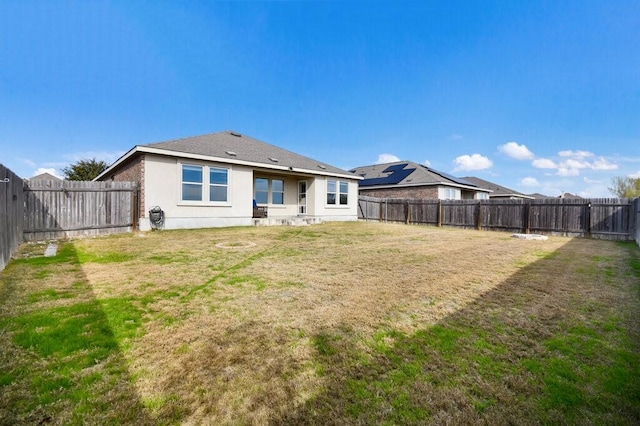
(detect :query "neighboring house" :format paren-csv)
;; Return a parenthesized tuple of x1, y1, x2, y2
(95, 131, 361, 230)
(461, 176, 534, 200)
(29, 172, 62, 182)
(559, 192, 583, 199)
(528, 192, 550, 199)
(350, 161, 491, 200)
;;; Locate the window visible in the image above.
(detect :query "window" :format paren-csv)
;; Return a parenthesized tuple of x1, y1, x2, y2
(181, 164, 229, 203)
(182, 165, 203, 201)
(440, 187, 461, 200)
(339, 181, 349, 205)
(272, 179, 284, 205)
(255, 178, 269, 204)
(254, 177, 284, 205)
(476, 192, 489, 200)
(327, 180, 349, 205)
(209, 167, 228, 202)
(327, 180, 337, 205)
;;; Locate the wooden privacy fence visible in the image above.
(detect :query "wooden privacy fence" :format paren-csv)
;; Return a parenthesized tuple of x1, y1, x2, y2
(23, 180, 139, 241)
(359, 195, 638, 241)
(1, 164, 24, 271)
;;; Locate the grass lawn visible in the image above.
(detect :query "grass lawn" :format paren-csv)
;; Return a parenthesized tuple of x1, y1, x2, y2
(1, 222, 639, 425)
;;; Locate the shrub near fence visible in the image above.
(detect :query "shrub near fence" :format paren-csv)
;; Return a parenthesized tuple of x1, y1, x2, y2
(0, 164, 24, 271)
(358, 195, 639, 242)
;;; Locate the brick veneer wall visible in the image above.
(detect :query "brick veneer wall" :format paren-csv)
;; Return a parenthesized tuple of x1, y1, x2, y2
(106, 154, 145, 217)
(359, 186, 439, 199)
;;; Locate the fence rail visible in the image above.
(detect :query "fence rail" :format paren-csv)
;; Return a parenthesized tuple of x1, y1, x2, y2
(359, 196, 638, 241)
(23, 180, 139, 241)
(1, 164, 24, 271)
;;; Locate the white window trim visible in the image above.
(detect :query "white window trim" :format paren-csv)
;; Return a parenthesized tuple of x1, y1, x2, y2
(178, 162, 231, 206)
(439, 187, 461, 200)
(326, 179, 351, 208)
(254, 177, 285, 206)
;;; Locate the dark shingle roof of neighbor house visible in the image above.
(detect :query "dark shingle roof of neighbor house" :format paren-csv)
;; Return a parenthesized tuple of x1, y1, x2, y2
(97, 131, 358, 180)
(461, 176, 534, 199)
(350, 161, 487, 191)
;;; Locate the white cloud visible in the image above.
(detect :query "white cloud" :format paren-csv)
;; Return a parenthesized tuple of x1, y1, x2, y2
(558, 150, 594, 159)
(591, 157, 618, 171)
(375, 153, 401, 164)
(64, 150, 124, 165)
(452, 154, 493, 172)
(450, 134, 464, 140)
(583, 177, 602, 184)
(32, 167, 63, 179)
(498, 142, 535, 160)
(22, 158, 36, 168)
(563, 158, 590, 170)
(423, 160, 431, 167)
(629, 170, 640, 179)
(532, 158, 557, 169)
(557, 167, 580, 177)
(520, 177, 540, 187)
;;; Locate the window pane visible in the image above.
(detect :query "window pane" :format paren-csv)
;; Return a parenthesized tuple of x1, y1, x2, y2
(327, 193, 336, 204)
(327, 180, 336, 193)
(340, 193, 348, 205)
(182, 165, 202, 183)
(272, 192, 283, 204)
(255, 191, 268, 204)
(339, 181, 348, 193)
(182, 183, 202, 201)
(272, 179, 284, 192)
(210, 186, 227, 202)
(255, 178, 268, 191)
(210, 168, 228, 185)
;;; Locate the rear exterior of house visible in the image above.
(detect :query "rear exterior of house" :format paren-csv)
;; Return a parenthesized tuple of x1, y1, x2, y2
(351, 161, 491, 200)
(96, 131, 360, 230)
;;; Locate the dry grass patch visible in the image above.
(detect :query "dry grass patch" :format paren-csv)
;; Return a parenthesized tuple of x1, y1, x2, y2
(1, 222, 638, 425)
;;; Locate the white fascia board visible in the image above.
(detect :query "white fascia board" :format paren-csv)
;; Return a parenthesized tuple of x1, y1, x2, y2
(96, 146, 361, 181)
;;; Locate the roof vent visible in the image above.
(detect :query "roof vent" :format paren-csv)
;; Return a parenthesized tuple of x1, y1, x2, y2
(269, 157, 279, 163)
(225, 151, 237, 156)
(230, 132, 242, 137)
(318, 165, 327, 170)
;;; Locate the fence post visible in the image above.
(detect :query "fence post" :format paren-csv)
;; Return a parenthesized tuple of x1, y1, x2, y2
(585, 202, 591, 238)
(437, 200, 442, 227)
(524, 202, 531, 234)
(405, 200, 410, 224)
(476, 202, 482, 230)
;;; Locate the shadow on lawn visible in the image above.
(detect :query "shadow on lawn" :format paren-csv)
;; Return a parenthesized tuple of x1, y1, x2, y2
(273, 238, 640, 425)
(0, 242, 156, 425)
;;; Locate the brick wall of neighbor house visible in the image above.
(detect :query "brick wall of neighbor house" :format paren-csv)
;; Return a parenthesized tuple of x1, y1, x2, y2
(108, 154, 145, 217)
(360, 186, 439, 199)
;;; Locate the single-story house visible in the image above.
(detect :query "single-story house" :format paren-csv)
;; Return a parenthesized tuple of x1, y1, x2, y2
(350, 161, 491, 200)
(460, 176, 534, 200)
(29, 172, 62, 182)
(95, 131, 361, 230)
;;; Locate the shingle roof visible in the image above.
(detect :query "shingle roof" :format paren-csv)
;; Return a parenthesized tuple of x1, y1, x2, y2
(350, 161, 485, 190)
(97, 131, 358, 180)
(461, 176, 533, 199)
(145, 131, 350, 175)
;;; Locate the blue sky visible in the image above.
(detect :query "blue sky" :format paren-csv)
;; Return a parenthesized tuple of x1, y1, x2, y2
(1, 1, 639, 197)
